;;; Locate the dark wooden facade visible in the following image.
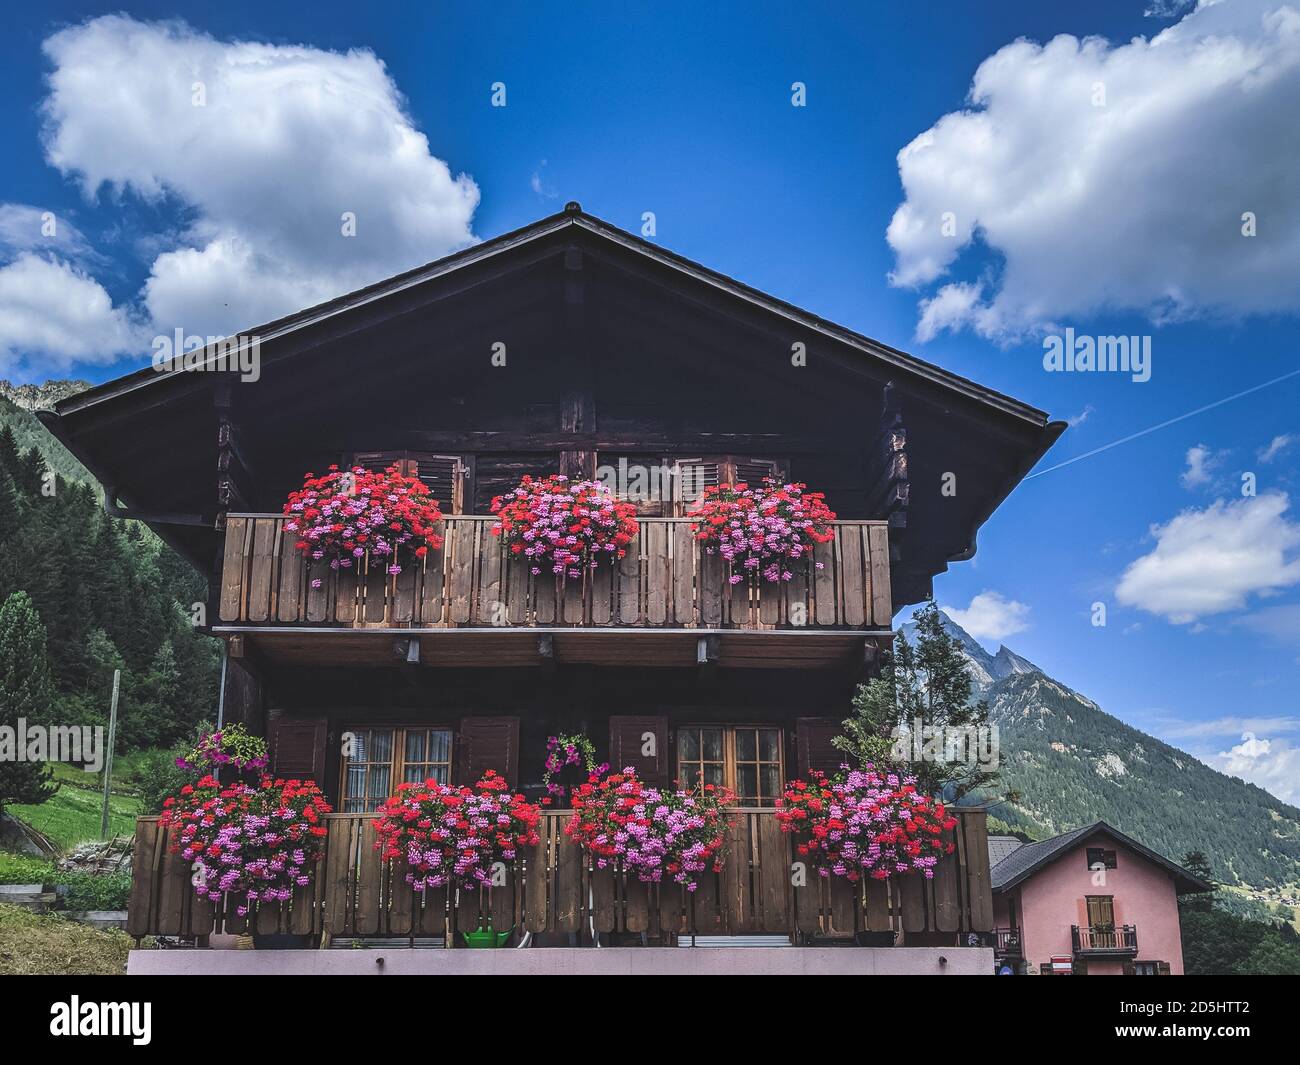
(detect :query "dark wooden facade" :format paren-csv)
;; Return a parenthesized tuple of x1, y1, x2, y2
(45, 206, 1059, 944)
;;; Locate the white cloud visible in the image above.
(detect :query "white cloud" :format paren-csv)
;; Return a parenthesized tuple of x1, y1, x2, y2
(941, 591, 1031, 642)
(39, 15, 479, 341)
(1066, 404, 1094, 428)
(887, 0, 1300, 340)
(1258, 434, 1293, 462)
(1157, 714, 1300, 739)
(1180, 443, 1221, 488)
(0, 253, 139, 374)
(1116, 492, 1300, 623)
(0, 203, 100, 265)
(1209, 731, 1300, 804)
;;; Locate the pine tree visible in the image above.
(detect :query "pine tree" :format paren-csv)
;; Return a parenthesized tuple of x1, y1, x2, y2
(0, 591, 58, 815)
(0, 424, 20, 479)
(834, 598, 997, 800)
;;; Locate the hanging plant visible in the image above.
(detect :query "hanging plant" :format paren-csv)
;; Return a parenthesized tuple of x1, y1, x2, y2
(565, 769, 735, 892)
(174, 723, 268, 779)
(689, 477, 836, 584)
(282, 464, 444, 585)
(541, 733, 608, 804)
(774, 766, 958, 882)
(161, 775, 332, 915)
(373, 771, 542, 893)
(489, 474, 639, 579)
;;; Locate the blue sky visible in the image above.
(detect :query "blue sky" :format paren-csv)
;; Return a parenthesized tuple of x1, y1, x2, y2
(1, 1, 1298, 801)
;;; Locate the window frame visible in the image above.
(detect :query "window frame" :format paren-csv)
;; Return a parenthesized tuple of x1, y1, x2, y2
(1086, 847, 1118, 870)
(674, 723, 786, 807)
(339, 723, 454, 812)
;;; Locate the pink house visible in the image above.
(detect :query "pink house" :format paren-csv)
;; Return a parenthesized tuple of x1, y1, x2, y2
(986, 821, 1211, 975)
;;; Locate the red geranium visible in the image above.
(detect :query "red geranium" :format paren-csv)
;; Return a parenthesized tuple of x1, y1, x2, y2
(282, 464, 443, 583)
(490, 474, 638, 579)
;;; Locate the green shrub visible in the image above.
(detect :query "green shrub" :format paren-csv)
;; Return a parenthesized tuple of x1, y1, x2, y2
(54, 871, 131, 911)
(0, 852, 55, 885)
(133, 748, 192, 816)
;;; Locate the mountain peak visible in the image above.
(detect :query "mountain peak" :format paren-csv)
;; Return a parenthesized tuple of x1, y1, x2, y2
(902, 609, 1044, 689)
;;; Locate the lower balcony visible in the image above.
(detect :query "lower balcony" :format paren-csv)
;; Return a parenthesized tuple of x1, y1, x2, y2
(1072, 924, 1138, 955)
(127, 809, 995, 947)
(981, 926, 1023, 957)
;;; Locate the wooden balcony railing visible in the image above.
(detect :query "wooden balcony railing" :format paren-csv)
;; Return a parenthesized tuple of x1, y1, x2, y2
(1072, 924, 1138, 954)
(127, 809, 993, 944)
(218, 515, 892, 630)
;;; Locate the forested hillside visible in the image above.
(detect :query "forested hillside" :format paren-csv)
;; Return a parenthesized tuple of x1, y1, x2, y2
(0, 395, 220, 754)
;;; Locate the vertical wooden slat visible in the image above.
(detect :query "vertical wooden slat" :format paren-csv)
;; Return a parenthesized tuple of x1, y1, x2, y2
(388, 858, 413, 936)
(156, 849, 189, 937)
(525, 828, 551, 933)
(932, 825, 962, 932)
(335, 565, 361, 624)
(623, 876, 650, 934)
(219, 517, 251, 622)
(246, 518, 277, 622)
(489, 865, 515, 931)
(813, 538, 837, 626)
(354, 818, 382, 935)
(562, 574, 586, 625)
(323, 816, 358, 936)
(305, 562, 329, 622)
(864, 875, 892, 932)
(672, 523, 695, 625)
(899, 869, 927, 933)
(590, 561, 613, 626)
(591, 864, 617, 934)
(645, 522, 667, 625)
(868, 523, 892, 627)
(478, 526, 504, 625)
(277, 525, 304, 622)
(794, 873, 822, 938)
(698, 549, 723, 627)
(721, 815, 751, 933)
(421, 538, 446, 625)
(962, 810, 994, 931)
(290, 875, 317, 936)
(757, 811, 790, 933)
(828, 875, 855, 936)
(448, 519, 477, 624)
(127, 818, 163, 936)
(555, 816, 583, 932)
(786, 557, 810, 629)
(393, 564, 417, 625)
(533, 573, 557, 625)
(506, 551, 528, 625)
(840, 525, 866, 626)
(618, 537, 641, 624)
(364, 555, 388, 624)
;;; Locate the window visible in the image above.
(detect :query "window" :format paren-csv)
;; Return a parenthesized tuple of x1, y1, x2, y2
(341, 725, 453, 812)
(349, 451, 470, 514)
(1133, 961, 1160, 976)
(676, 725, 784, 806)
(1086, 847, 1118, 870)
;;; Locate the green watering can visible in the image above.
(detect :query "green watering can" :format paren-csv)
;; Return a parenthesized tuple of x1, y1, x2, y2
(461, 923, 512, 948)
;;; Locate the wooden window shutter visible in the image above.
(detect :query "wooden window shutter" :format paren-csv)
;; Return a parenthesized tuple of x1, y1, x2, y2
(269, 716, 328, 785)
(1120, 959, 1135, 976)
(732, 457, 785, 487)
(348, 451, 468, 513)
(457, 716, 520, 787)
(671, 456, 787, 514)
(1156, 961, 1171, 976)
(795, 717, 843, 778)
(609, 715, 669, 786)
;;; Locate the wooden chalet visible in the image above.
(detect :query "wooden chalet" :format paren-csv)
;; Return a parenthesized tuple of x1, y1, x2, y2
(42, 203, 1062, 956)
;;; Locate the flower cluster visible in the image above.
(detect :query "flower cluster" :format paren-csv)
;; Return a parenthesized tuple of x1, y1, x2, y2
(490, 475, 639, 579)
(282, 464, 444, 583)
(689, 477, 836, 584)
(774, 767, 957, 881)
(542, 733, 608, 803)
(565, 770, 734, 891)
(373, 772, 542, 892)
(161, 776, 331, 914)
(175, 723, 268, 778)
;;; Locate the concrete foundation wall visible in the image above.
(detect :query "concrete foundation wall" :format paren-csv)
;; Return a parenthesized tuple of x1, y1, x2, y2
(128, 946, 992, 976)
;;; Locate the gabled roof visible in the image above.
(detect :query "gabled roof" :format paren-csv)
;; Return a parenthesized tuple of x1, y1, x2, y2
(987, 834, 1026, 869)
(989, 820, 1213, 896)
(55, 202, 1056, 429)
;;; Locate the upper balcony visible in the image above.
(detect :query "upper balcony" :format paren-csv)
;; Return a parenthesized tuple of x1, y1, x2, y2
(215, 514, 893, 668)
(1072, 924, 1138, 955)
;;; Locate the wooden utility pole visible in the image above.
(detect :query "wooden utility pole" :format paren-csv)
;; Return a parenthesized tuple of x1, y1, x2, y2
(100, 669, 120, 839)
